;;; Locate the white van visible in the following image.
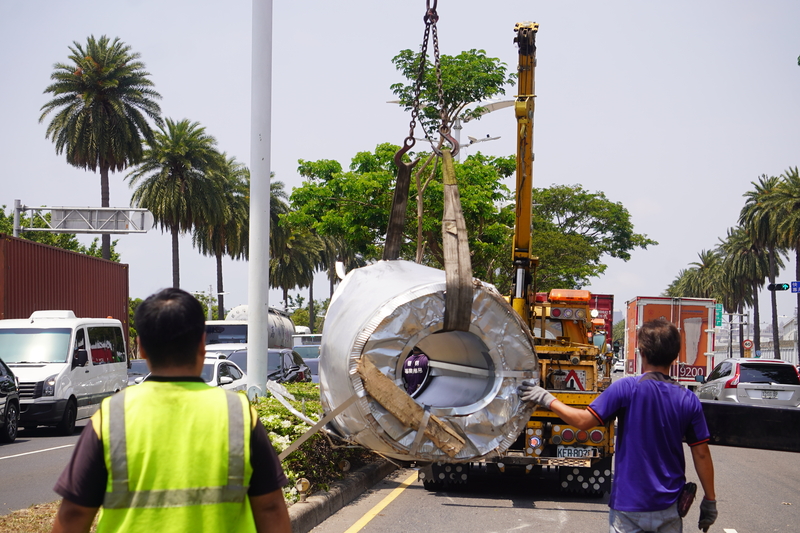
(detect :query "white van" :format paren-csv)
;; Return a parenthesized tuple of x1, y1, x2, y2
(0, 311, 128, 435)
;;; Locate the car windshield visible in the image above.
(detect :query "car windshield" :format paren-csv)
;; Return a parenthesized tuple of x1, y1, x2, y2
(293, 345, 320, 359)
(228, 352, 247, 372)
(201, 363, 215, 383)
(129, 360, 149, 374)
(205, 324, 247, 344)
(227, 351, 283, 373)
(740, 363, 800, 385)
(0, 328, 72, 364)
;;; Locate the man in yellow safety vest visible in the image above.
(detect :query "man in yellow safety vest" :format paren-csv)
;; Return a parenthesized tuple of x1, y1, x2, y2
(51, 288, 291, 533)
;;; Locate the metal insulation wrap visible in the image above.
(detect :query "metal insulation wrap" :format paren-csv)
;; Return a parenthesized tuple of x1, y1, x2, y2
(319, 260, 538, 462)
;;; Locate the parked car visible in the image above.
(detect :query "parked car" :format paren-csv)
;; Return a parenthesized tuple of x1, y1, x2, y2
(127, 359, 150, 386)
(200, 358, 248, 392)
(292, 344, 320, 382)
(696, 358, 800, 407)
(0, 357, 20, 443)
(227, 349, 312, 384)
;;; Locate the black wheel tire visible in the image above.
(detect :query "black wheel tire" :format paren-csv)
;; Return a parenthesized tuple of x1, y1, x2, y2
(57, 400, 77, 436)
(0, 402, 18, 443)
(422, 478, 445, 492)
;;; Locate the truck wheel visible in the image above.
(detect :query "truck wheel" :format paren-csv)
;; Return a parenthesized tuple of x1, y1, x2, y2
(57, 400, 77, 436)
(422, 478, 446, 492)
(0, 402, 18, 443)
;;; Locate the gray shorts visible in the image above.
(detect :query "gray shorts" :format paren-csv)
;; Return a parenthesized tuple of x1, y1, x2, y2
(609, 503, 682, 533)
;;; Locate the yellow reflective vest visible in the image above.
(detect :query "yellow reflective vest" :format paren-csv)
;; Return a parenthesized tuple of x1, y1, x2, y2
(94, 381, 256, 533)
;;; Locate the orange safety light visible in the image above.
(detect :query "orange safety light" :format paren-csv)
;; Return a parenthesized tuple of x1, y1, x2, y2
(548, 289, 591, 303)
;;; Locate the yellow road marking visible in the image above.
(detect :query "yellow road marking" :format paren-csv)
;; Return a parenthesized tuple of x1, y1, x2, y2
(343, 470, 419, 533)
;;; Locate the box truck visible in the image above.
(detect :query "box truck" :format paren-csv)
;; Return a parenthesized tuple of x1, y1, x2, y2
(625, 297, 716, 389)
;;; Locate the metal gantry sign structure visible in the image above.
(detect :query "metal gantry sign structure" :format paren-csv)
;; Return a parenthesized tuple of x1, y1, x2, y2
(13, 199, 153, 236)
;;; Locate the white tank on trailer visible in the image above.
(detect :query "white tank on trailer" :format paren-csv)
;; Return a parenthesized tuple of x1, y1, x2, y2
(319, 260, 538, 463)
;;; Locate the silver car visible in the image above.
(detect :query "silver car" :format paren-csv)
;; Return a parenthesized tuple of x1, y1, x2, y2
(697, 358, 800, 407)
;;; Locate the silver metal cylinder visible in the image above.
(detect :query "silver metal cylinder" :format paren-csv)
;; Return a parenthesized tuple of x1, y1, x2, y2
(319, 260, 538, 462)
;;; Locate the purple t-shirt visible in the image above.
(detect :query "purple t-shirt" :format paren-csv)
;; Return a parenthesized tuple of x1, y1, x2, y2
(587, 372, 710, 512)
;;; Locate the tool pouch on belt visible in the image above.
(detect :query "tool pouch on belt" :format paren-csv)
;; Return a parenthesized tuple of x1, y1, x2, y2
(677, 482, 697, 518)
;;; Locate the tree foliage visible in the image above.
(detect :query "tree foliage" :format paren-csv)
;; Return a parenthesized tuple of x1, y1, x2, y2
(40, 35, 162, 259)
(127, 118, 226, 288)
(290, 147, 653, 293)
(390, 49, 515, 135)
(531, 185, 657, 290)
(289, 144, 517, 290)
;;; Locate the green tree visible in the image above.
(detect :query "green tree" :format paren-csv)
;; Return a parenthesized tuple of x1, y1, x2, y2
(531, 185, 657, 291)
(39, 35, 162, 260)
(128, 297, 142, 357)
(739, 175, 786, 358)
(719, 226, 774, 354)
(127, 118, 226, 289)
(612, 320, 625, 345)
(768, 166, 800, 355)
(291, 148, 653, 294)
(390, 49, 516, 261)
(390, 48, 515, 137)
(270, 217, 324, 310)
(289, 145, 516, 290)
(664, 250, 724, 300)
(192, 156, 249, 319)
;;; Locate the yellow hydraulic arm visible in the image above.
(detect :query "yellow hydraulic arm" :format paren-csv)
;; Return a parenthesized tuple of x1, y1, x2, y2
(510, 22, 538, 324)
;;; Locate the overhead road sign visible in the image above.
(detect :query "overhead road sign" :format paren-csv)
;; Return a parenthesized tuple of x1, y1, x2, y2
(13, 199, 153, 236)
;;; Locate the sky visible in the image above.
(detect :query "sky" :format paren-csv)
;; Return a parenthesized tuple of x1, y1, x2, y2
(1, 0, 799, 330)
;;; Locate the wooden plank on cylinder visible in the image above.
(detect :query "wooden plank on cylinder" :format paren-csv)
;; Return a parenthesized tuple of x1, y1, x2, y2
(357, 356, 465, 458)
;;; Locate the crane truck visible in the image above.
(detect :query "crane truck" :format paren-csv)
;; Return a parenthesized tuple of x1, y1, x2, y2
(421, 22, 615, 495)
(503, 22, 615, 495)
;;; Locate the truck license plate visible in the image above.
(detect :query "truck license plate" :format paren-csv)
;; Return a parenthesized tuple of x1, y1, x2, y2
(557, 445, 593, 458)
(762, 390, 778, 399)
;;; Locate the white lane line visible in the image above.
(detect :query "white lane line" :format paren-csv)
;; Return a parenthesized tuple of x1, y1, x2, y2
(0, 444, 74, 460)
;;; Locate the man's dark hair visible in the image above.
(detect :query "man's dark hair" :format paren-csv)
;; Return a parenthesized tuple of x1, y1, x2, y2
(637, 318, 681, 367)
(134, 288, 205, 368)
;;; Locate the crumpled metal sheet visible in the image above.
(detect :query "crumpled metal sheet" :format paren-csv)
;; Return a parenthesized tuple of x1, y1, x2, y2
(319, 260, 538, 462)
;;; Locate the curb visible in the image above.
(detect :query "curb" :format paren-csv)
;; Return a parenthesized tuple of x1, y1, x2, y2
(289, 459, 399, 533)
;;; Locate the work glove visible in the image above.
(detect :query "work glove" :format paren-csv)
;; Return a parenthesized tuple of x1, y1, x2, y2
(517, 381, 556, 408)
(698, 498, 717, 532)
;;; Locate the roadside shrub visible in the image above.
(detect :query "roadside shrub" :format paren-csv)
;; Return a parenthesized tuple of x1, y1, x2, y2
(255, 382, 379, 503)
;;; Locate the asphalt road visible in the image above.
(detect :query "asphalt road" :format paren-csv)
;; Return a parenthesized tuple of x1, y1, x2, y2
(0, 422, 86, 516)
(311, 445, 800, 533)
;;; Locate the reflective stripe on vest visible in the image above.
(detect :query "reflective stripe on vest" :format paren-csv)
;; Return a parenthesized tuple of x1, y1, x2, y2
(103, 390, 248, 509)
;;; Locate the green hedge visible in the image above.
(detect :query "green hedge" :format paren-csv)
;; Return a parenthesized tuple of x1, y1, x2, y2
(254, 382, 379, 502)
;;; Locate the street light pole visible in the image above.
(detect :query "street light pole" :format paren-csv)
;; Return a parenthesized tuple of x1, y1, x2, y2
(247, 0, 273, 398)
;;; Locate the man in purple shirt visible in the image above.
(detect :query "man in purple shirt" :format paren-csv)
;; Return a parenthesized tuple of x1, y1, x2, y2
(519, 318, 717, 533)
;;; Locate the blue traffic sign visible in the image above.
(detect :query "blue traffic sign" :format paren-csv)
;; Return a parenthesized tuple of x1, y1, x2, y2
(792, 281, 800, 293)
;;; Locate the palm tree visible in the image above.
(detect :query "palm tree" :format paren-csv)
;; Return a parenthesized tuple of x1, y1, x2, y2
(192, 156, 250, 319)
(769, 166, 800, 355)
(739, 175, 786, 358)
(719, 227, 774, 354)
(270, 217, 324, 310)
(39, 35, 162, 260)
(127, 119, 226, 288)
